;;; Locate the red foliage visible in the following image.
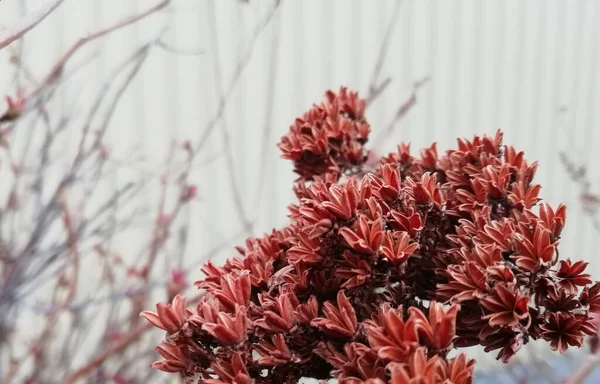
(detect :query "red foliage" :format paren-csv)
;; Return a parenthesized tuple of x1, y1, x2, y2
(278, 88, 370, 182)
(142, 87, 600, 383)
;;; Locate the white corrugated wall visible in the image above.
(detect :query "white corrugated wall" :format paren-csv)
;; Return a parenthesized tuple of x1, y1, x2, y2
(1, 0, 599, 380)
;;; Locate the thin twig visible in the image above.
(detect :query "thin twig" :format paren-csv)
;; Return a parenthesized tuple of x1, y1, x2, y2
(192, 0, 281, 155)
(564, 351, 600, 384)
(365, 0, 404, 107)
(0, 0, 68, 50)
(63, 293, 205, 383)
(62, 323, 153, 384)
(253, 8, 281, 211)
(156, 39, 204, 56)
(206, 0, 254, 235)
(371, 76, 430, 154)
(28, 0, 171, 99)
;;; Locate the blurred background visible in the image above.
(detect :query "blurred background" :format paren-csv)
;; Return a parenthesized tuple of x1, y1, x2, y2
(1, 0, 599, 382)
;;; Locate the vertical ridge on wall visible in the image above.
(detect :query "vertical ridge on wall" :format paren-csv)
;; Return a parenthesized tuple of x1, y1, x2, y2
(264, 11, 281, 228)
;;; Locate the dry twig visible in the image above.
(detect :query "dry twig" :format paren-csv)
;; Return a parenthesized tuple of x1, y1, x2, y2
(0, 0, 67, 50)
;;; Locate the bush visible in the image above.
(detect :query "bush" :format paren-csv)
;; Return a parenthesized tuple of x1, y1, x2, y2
(143, 87, 600, 383)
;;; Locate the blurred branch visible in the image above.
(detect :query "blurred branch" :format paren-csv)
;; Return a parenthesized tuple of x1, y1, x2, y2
(559, 151, 600, 228)
(555, 110, 600, 382)
(206, 0, 254, 235)
(63, 323, 153, 384)
(28, 0, 171, 100)
(1, 0, 291, 382)
(565, 350, 600, 384)
(63, 292, 205, 384)
(361, 0, 428, 157)
(156, 39, 204, 56)
(365, 0, 403, 107)
(193, 0, 282, 154)
(0, 0, 67, 50)
(371, 76, 430, 154)
(0, 1, 183, 382)
(253, 11, 280, 209)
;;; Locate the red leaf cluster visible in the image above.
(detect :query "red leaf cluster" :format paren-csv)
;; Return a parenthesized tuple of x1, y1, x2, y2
(278, 87, 370, 182)
(142, 88, 600, 383)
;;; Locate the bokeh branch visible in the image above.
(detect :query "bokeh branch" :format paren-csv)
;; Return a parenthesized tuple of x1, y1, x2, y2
(0, 0, 67, 50)
(0, 0, 284, 382)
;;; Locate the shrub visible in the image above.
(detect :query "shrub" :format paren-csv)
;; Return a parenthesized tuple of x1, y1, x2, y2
(142, 87, 600, 383)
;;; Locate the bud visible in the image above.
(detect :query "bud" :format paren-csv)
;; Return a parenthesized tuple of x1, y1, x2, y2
(0, 95, 26, 123)
(180, 185, 198, 202)
(99, 146, 109, 160)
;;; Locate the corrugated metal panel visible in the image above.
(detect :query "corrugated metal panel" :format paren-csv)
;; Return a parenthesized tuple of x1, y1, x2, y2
(1, 0, 599, 380)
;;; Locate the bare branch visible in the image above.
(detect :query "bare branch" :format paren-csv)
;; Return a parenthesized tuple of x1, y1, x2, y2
(365, 0, 403, 107)
(371, 76, 430, 154)
(0, 0, 68, 50)
(564, 348, 600, 384)
(62, 323, 152, 384)
(63, 293, 205, 383)
(156, 39, 204, 56)
(29, 0, 171, 99)
(193, 0, 282, 154)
